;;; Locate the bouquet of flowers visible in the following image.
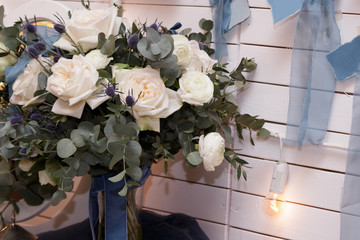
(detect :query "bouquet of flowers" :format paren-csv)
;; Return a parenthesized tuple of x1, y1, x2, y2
(0, 1, 269, 239)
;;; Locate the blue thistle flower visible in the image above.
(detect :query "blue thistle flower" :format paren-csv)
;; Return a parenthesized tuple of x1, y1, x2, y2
(34, 42, 46, 51)
(29, 112, 44, 122)
(27, 46, 39, 59)
(53, 55, 61, 63)
(127, 34, 139, 49)
(105, 85, 116, 98)
(25, 23, 37, 33)
(54, 24, 66, 34)
(19, 148, 27, 155)
(124, 89, 141, 107)
(10, 115, 24, 125)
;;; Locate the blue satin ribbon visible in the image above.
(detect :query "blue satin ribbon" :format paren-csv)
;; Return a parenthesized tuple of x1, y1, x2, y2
(4, 26, 60, 97)
(327, 37, 360, 240)
(209, 0, 250, 59)
(285, 0, 341, 147)
(267, 0, 304, 24)
(89, 167, 151, 240)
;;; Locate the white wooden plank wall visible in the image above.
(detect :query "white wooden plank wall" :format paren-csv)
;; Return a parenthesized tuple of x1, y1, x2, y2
(2, 0, 359, 239)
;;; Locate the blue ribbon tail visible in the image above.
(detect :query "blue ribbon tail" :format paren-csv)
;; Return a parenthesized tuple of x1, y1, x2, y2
(285, 0, 341, 147)
(267, 0, 304, 24)
(210, 0, 230, 59)
(89, 167, 151, 240)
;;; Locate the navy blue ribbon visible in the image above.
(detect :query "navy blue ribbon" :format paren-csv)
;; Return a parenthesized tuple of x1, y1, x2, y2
(285, 0, 341, 147)
(89, 167, 151, 240)
(327, 36, 360, 240)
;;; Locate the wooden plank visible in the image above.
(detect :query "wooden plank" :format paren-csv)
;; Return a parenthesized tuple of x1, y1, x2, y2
(122, 4, 239, 44)
(151, 153, 230, 188)
(142, 175, 228, 224)
(237, 122, 348, 172)
(236, 82, 353, 134)
(231, 156, 343, 211)
(230, 192, 340, 240)
(239, 44, 355, 94)
(229, 227, 284, 240)
(122, 0, 210, 6)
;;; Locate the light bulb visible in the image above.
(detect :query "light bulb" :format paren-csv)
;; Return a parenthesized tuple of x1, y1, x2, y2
(263, 192, 286, 216)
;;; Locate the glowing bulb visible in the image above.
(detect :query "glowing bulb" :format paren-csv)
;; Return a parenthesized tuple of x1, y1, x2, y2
(263, 192, 286, 216)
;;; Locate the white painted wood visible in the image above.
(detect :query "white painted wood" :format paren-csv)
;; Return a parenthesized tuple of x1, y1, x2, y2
(232, 156, 343, 211)
(237, 122, 348, 172)
(142, 175, 228, 224)
(122, 0, 210, 6)
(237, 82, 353, 134)
(122, 3, 239, 44)
(230, 192, 340, 240)
(229, 227, 284, 240)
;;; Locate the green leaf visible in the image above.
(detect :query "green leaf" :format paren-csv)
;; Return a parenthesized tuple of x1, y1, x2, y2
(109, 149, 124, 169)
(243, 170, 248, 181)
(37, 72, 47, 90)
(257, 128, 271, 138)
(46, 159, 62, 183)
(57, 138, 77, 158)
(118, 184, 128, 196)
(250, 119, 265, 131)
(60, 177, 74, 192)
(51, 190, 66, 206)
(126, 166, 142, 182)
(108, 170, 126, 182)
(200, 19, 213, 31)
(237, 166, 242, 180)
(146, 28, 161, 43)
(2, 26, 20, 50)
(70, 129, 86, 148)
(22, 186, 44, 206)
(179, 28, 192, 35)
(0, 6, 4, 27)
(0, 159, 11, 173)
(186, 151, 203, 166)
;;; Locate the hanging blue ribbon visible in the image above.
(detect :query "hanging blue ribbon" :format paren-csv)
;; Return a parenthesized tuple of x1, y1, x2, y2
(267, 0, 304, 24)
(209, 0, 250, 59)
(285, 0, 341, 147)
(4, 26, 60, 97)
(89, 167, 151, 240)
(327, 37, 360, 240)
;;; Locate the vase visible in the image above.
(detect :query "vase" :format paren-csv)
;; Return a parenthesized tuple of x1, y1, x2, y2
(97, 187, 143, 240)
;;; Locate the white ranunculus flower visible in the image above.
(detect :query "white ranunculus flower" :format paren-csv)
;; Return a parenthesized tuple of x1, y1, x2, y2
(85, 49, 113, 69)
(54, 7, 123, 52)
(0, 42, 17, 78)
(199, 132, 225, 171)
(185, 40, 216, 73)
(10, 58, 46, 105)
(38, 170, 56, 186)
(46, 55, 104, 118)
(113, 66, 182, 132)
(177, 69, 214, 106)
(172, 34, 192, 66)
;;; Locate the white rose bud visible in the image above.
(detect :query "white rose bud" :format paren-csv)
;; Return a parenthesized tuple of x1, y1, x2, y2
(199, 132, 225, 171)
(184, 40, 216, 73)
(177, 69, 214, 106)
(10, 58, 46, 105)
(85, 49, 113, 69)
(172, 35, 192, 66)
(38, 170, 56, 186)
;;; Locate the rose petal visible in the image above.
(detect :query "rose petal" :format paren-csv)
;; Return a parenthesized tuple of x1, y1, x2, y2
(136, 117, 160, 132)
(52, 98, 86, 119)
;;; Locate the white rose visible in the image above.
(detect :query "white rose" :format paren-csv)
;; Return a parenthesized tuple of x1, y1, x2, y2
(172, 35, 192, 66)
(38, 170, 56, 186)
(54, 7, 123, 52)
(85, 49, 113, 69)
(0, 42, 17, 78)
(199, 132, 225, 171)
(113, 66, 182, 132)
(10, 58, 46, 105)
(185, 40, 216, 73)
(46, 55, 104, 118)
(177, 69, 214, 106)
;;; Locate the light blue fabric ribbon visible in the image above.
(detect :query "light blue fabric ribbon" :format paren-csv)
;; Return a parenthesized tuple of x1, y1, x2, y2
(209, 0, 250, 59)
(267, 0, 304, 24)
(89, 167, 151, 240)
(4, 26, 60, 97)
(327, 37, 360, 240)
(285, 0, 341, 147)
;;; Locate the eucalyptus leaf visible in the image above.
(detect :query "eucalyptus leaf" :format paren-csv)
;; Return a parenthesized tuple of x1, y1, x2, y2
(37, 72, 47, 90)
(108, 170, 126, 182)
(186, 151, 203, 166)
(150, 43, 161, 55)
(0, 6, 4, 27)
(57, 138, 77, 159)
(70, 129, 86, 148)
(118, 184, 128, 196)
(51, 190, 66, 206)
(146, 28, 161, 43)
(109, 149, 124, 169)
(126, 166, 142, 181)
